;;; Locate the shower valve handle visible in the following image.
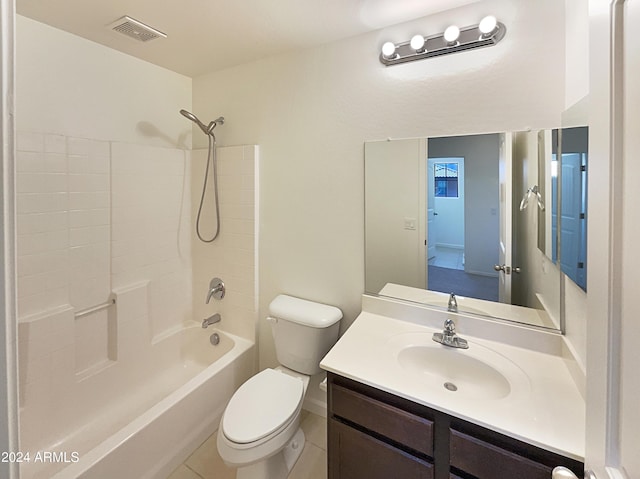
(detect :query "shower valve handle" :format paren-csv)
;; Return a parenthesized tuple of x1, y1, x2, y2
(206, 278, 225, 303)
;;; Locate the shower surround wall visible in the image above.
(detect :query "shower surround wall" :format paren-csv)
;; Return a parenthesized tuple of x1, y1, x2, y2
(16, 134, 258, 472)
(16, 133, 193, 451)
(16, 15, 258, 474)
(191, 147, 259, 341)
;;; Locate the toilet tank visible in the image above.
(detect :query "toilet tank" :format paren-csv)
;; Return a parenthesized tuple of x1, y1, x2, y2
(268, 295, 342, 375)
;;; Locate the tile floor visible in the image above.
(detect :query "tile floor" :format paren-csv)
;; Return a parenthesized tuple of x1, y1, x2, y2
(167, 411, 327, 479)
(427, 245, 464, 270)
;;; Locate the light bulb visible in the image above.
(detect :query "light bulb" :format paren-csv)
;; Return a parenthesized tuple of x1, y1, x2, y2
(410, 35, 425, 52)
(444, 25, 460, 44)
(479, 15, 498, 35)
(381, 41, 396, 59)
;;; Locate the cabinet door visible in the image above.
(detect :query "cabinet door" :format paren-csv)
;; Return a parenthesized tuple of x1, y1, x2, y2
(329, 419, 434, 479)
(450, 429, 552, 479)
(331, 383, 434, 457)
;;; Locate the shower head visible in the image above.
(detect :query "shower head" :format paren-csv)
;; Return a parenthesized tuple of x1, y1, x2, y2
(179, 109, 199, 123)
(180, 109, 225, 137)
(180, 109, 210, 135)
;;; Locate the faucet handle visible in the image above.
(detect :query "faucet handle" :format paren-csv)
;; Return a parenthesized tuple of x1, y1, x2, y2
(444, 318, 456, 334)
(206, 277, 225, 303)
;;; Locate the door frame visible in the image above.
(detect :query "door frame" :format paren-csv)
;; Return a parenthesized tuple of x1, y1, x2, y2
(0, 0, 21, 477)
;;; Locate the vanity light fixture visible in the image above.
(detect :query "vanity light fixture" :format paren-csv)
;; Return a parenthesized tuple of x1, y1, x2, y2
(410, 34, 426, 52)
(381, 41, 398, 60)
(443, 25, 461, 44)
(379, 15, 506, 66)
(478, 15, 498, 37)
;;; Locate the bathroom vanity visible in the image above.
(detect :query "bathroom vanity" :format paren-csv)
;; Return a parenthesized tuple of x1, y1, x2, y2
(327, 373, 583, 479)
(320, 294, 585, 479)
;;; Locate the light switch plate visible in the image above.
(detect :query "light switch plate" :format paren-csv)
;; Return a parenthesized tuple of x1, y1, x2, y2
(404, 217, 416, 230)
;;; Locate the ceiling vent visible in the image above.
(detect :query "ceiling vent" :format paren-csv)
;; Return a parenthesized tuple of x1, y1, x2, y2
(109, 16, 167, 42)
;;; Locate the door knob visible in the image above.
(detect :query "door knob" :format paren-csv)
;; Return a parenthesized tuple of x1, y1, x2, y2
(494, 264, 521, 274)
(493, 264, 511, 274)
(552, 466, 579, 479)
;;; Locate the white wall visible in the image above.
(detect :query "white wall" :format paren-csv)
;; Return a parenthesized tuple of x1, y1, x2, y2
(364, 139, 425, 293)
(620, 1, 640, 476)
(193, 0, 566, 370)
(16, 16, 192, 148)
(565, 0, 590, 109)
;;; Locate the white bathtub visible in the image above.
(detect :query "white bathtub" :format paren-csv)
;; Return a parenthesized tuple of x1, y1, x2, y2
(22, 324, 254, 479)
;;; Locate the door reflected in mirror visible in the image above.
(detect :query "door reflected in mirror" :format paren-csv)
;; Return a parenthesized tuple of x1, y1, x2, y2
(558, 126, 588, 291)
(537, 126, 588, 292)
(365, 131, 565, 330)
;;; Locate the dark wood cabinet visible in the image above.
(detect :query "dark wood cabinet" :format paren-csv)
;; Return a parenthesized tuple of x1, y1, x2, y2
(329, 419, 434, 479)
(327, 373, 584, 479)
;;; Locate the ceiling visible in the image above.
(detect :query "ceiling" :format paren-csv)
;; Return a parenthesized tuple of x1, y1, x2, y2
(17, 0, 480, 78)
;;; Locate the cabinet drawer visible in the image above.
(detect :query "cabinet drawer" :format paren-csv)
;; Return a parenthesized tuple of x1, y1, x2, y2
(329, 418, 434, 479)
(331, 383, 433, 456)
(450, 429, 552, 479)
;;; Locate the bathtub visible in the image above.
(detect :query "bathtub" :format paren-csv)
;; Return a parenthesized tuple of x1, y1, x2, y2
(21, 324, 254, 479)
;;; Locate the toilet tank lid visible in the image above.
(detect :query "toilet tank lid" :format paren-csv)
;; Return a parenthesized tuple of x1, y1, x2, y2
(269, 295, 342, 328)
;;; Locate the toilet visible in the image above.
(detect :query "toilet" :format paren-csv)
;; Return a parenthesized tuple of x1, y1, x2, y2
(217, 294, 342, 479)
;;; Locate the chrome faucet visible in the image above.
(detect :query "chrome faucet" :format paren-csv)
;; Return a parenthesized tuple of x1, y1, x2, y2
(206, 277, 225, 303)
(202, 313, 222, 328)
(432, 318, 469, 349)
(447, 293, 458, 313)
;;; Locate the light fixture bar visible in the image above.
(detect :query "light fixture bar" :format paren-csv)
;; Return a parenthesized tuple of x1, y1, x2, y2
(379, 18, 506, 67)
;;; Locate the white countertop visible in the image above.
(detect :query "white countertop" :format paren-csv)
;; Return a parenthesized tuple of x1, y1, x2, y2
(320, 298, 585, 461)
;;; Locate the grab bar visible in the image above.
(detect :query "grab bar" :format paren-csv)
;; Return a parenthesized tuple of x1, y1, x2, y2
(75, 298, 116, 318)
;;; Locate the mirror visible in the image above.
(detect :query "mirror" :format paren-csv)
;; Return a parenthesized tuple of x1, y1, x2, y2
(556, 126, 588, 291)
(536, 128, 557, 262)
(365, 130, 566, 330)
(537, 99, 588, 292)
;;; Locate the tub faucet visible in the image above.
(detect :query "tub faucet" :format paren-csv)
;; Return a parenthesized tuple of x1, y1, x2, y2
(447, 293, 458, 313)
(202, 313, 222, 328)
(432, 318, 469, 349)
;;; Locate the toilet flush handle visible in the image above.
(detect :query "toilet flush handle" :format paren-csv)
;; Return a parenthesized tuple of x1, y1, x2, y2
(266, 316, 278, 338)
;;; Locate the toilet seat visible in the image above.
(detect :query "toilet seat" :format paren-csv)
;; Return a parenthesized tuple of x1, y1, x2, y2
(221, 368, 304, 445)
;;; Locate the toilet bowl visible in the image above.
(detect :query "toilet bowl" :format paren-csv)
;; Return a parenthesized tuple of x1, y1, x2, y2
(217, 368, 309, 479)
(216, 295, 342, 479)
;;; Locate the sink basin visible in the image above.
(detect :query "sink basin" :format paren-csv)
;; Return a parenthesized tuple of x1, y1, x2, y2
(387, 333, 530, 401)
